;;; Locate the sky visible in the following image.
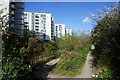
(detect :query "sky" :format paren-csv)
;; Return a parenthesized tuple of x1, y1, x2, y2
(24, 2, 117, 34)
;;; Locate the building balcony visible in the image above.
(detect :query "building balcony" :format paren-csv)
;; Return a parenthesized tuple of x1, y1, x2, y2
(35, 21, 39, 24)
(35, 19, 39, 21)
(35, 29, 39, 32)
(35, 16, 39, 18)
(35, 24, 39, 26)
(35, 26, 39, 28)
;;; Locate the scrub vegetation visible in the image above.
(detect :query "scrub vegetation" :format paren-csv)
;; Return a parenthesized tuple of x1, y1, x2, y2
(91, 5, 120, 78)
(52, 34, 91, 77)
(1, 2, 120, 79)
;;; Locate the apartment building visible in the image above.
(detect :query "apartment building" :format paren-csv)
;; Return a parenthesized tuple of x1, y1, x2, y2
(54, 24, 66, 39)
(66, 29, 72, 36)
(24, 12, 54, 40)
(0, 0, 24, 36)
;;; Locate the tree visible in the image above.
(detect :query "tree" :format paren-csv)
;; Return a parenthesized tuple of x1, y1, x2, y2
(91, 5, 120, 78)
(1, 6, 32, 79)
(28, 37, 43, 58)
(56, 32, 91, 51)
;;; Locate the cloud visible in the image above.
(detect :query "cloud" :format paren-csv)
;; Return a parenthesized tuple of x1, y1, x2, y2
(82, 17, 91, 23)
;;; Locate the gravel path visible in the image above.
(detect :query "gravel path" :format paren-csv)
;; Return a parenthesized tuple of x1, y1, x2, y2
(75, 51, 94, 78)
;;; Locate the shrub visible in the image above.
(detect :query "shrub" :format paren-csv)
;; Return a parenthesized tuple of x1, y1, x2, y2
(2, 27, 32, 79)
(98, 68, 113, 78)
(52, 44, 91, 76)
(28, 37, 43, 58)
(56, 33, 91, 51)
(91, 5, 120, 78)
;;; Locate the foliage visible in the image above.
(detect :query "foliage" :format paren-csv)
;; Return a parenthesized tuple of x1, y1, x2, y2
(52, 33, 91, 76)
(91, 5, 120, 78)
(28, 39, 58, 65)
(42, 40, 57, 57)
(2, 27, 32, 79)
(28, 37, 43, 59)
(98, 68, 113, 78)
(2, 47, 32, 79)
(56, 33, 91, 51)
(52, 46, 90, 76)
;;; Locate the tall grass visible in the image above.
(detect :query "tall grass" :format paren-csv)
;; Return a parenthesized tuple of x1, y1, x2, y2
(56, 33, 91, 51)
(52, 33, 92, 77)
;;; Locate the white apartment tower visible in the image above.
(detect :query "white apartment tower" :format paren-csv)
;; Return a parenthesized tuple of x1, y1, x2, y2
(55, 24, 66, 39)
(66, 29, 72, 36)
(0, 0, 24, 36)
(24, 12, 54, 40)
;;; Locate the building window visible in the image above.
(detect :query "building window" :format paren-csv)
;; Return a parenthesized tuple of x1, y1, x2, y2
(42, 21, 46, 23)
(42, 18, 46, 20)
(43, 34, 46, 39)
(59, 26, 62, 31)
(35, 19, 39, 21)
(24, 22, 28, 24)
(35, 29, 39, 31)
(24, 13, 27, 16)
(35, 22, 39, 24)
(41, 30, 46, 32)
(32, 14, 34, 18)
(43, 24, 46, 26)
(35, 26, 39, 28)
(40, 35, 43, 37)
(11, 11, 14, 15)
(11, 4, 15, 8)
(43, 27, 46, 29)
(35, 16, 39, 18)
(44, 30, 46, 32)
(51, 33, 54, 35)
(11, 23, 14, 27)
(35, 14, 39, 18)
(41, 15, 46, 17)
(32, 24, 34, 27)
(24, 17, 27, 19)
(11, 17, 14, 21)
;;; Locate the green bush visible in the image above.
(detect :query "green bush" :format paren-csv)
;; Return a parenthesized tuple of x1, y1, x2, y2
(52, 33, 91, 77)
(52, 46, 90, 77)
(56, 33, 91, 51)
(28, 37, 43, 59)
(2, 27, 32, 79)
(98, 68, 113, 78)
(2, 47, 32, 79)
(91, 5, 120, 78)
(42, 40, 57, 57)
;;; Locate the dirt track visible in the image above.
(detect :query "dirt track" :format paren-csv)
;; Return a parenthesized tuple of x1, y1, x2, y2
(47, 51, 94, 78)
(75, 51, 94, 78)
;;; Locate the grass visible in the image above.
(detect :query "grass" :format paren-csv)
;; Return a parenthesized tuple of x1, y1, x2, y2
(52, 45, 91, 77)
(98, 67, 114, 78)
